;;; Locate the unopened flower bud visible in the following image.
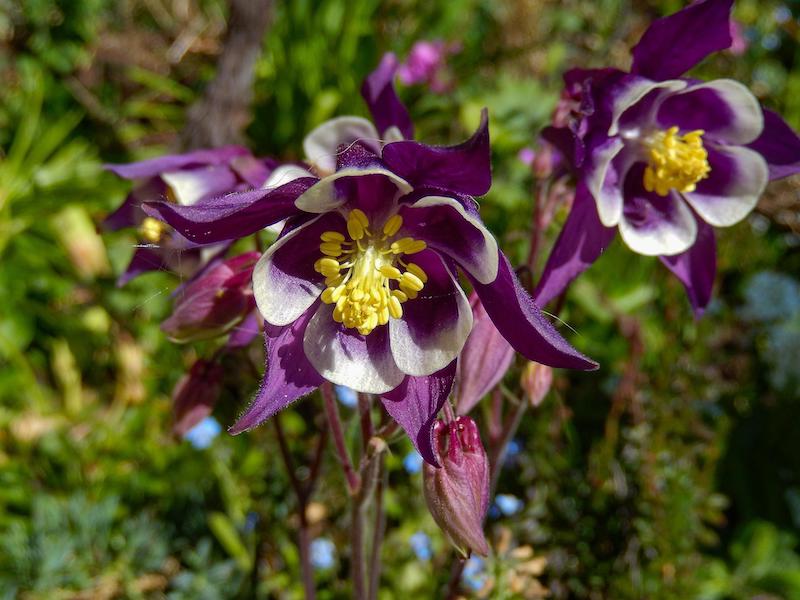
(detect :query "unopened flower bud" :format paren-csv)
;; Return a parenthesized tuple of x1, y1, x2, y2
(423, 416, 490, 557)
(172, 359, 224, 436)
(455, 293, 514, 415)
(520, 362, 553, 407)
(161, 252, 259, 343)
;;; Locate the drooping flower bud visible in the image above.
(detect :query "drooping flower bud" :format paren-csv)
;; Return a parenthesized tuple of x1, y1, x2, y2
(455, 293, 514, 415)
(172, 359, 225, 436)
(161, 252, 259, 343)
(520, 361, 553, 408)
(423, 416, 490, 557)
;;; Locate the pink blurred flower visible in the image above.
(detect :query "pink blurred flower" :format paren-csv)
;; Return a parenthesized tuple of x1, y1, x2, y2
(398, 40, 460, 93)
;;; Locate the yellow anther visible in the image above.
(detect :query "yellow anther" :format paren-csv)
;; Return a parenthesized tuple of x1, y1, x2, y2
(321, 231, 345, 242)
(321, 288, 336, 304)
(351, 288, 365, 302)
(643, 126, 710, 197)
(400, 272, 424, 292)
(379, 265, 402, 279)
(382, 214, 403, 236)
(139, 217, 167, 243)
(350, 208, 369, 226)
(391, 237, 427, 255)
(391, 289, 408, 303)
(388, 295, 403, 319)
(405, 262, 428, 283)
(316, 258, 341, 277)
(320, 242, 343, 257)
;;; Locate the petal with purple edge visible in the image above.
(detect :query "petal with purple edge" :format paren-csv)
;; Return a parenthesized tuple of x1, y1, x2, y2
(398, 195, 498, 284)
(295, 167, 412, 214)
(747, 108, 800, 180)
(682, 144, 768, 227)
(470, 251, 597, 371)
(389, 251, 473, 377)
(262, 164, 315, 189)
(253, 213, 343, 326)
(618, 171, 698, 256)
(104, 145, 249, 180)
(142, 178, 316, 244)
(361, 52, 414, 140)
(161, 165, 239, 206)
(630, 0, 734, 80)
(380, 361, 457, 466)
(382, 109, 491, 196)
(303, 305, 405, 394)
(656, 80, 763, 145)
(533, 184, 617, 307)
(586, 137, 626, 226)
(660, 220, 716, 317)
(229, 307, 324, 434)
(608, 78, 686, 137)
(303, 116, 380, 175)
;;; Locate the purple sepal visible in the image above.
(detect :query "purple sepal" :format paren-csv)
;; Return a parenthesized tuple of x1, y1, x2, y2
(471, 251, 598, 371)
(380, 361, 457, 466)
(361, 52, 414, 139)
(227, 312, 261, 349)
(533, 186, 616, 306)
(747, 109, 800, 180)
(104, 146, 250, 180)
(630, 0, 734, 80)
(117, 246, 170, 287)
(142, 178, 317, 244)
(455, 293, 515, 415)
(660, 220, 717, 317)
(382, 109, 491, 197)
(229, 306, 324, 434)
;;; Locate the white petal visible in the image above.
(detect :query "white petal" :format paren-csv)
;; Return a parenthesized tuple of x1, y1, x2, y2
(261, 164, 314, 190)
(295, 167, 412, 213)
(302, 116, 380, 174)
(683, 145, 768, 227)
(303, 304, 405, 394)
(586, 138, 626, 227)
(253, 217, 325, 326)
(618, 193, 698, 256)
(609, 79, 687, 136)
(161, 166, 235, 206)
(389, 264, 473, 377)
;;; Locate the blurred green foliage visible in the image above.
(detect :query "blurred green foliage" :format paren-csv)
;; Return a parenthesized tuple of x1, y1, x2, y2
(1, 0, 800, 598)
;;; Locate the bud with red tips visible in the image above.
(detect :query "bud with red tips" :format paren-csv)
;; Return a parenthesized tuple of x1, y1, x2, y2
(455, 293, 515, 415)
(172, 359, 225, 436)
(520, 361, 553, 408)
(162, 252, 259, 343)
(423, 416, 490, 557)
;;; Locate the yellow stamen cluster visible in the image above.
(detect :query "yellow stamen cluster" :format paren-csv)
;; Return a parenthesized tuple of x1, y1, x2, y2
(139, 216, 168, 243)
(643, 126, 710, 197)
(314, 209, 429, 335)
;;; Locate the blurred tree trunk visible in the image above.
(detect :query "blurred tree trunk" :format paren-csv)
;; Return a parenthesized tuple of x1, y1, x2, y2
(181, 0, 274, 149)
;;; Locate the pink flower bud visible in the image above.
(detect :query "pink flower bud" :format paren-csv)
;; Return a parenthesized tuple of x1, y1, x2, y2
(423, 416, 490, 557)
(520, 361, 553, 407)
(172, 359, 224, 436)
(161, 252, 259, 343)
(455, 293, 514, 415)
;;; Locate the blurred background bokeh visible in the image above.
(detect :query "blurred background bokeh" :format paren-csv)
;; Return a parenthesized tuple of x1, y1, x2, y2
(1, 0, 799, 597)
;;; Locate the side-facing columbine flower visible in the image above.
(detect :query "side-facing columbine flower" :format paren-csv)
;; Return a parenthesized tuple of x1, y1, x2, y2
(105, 146, 276, 285)
(142, 54, 596, 464)
(423, 416, 490, 557)
(535, 0, 800, 315)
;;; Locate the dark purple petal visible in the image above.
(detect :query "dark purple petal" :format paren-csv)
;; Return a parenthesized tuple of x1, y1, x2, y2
(105, 145, 250, 180)
(630, 0, 734, 80)
(142, 178, 316, 244)
(541, 126, 578, 174)
(380, 361, 457, 466)
(117, 246, 170, 286)
(471, 251, 597, 370)
(747, 108, 800, 180)
(104, 179, 167, 230)
(361, 53, 414, 139)
(660, 220, 716, 316)
(229, 306, 324, 434)
(533, 185, 616, 306)
(382, 109, 491, 196)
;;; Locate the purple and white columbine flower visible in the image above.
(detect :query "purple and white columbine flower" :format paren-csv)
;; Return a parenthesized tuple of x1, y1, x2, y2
(535, 0, 800, 315)
(142, 54, 596, 464)
(105, 146, 276, 285)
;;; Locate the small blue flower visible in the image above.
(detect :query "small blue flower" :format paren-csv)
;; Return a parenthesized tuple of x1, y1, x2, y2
(184, 416, 221, 449)
(403, 451, 423, 474)
(462, 556, 487, 591)
(310, 538, 336, 570)
(495, 494, 523, 516)
(409, 531, 432, 561)
(506, 439, 522, 457)
(335, 385, 358, 408)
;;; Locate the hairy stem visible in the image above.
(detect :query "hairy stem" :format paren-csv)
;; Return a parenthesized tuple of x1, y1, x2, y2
(367, 454, 387, 600)
(321, 382, 360, 493)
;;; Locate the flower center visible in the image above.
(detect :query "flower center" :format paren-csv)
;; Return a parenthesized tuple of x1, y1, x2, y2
(139, 216, 168, 243)
(314, 209, 428, 336)
(643, 126, 710, 197)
